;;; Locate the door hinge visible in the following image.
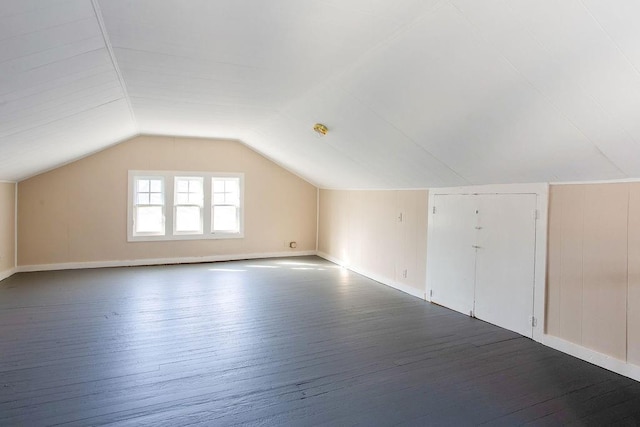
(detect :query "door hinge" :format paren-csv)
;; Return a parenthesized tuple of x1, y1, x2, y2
(429, 289, 433, 298)
(535, 209, 539, 220)
(432, 206, 436, 214)
(398, 212, 403, 222)
(530, 316, 537, 327)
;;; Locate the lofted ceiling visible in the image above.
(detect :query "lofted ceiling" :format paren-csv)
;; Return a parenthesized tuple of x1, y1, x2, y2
(2, 0, 640, 188)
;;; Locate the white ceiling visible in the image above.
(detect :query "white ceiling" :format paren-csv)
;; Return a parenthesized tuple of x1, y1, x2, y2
(2, 0, 640, 188)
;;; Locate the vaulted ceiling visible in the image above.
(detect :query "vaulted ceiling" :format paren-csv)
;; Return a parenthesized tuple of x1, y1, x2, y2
(2, 0, 640, 188)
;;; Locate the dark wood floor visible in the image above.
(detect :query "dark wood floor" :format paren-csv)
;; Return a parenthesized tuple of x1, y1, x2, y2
(1, 256, 639, 426)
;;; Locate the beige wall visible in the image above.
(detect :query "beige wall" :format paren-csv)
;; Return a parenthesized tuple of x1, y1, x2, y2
(18, 136, 317, 266)
(318, 189, 428, 296)
(0, 182, 16, 276)
(547, 183, 639, 365)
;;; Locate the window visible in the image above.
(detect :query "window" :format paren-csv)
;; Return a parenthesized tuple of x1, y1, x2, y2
(174, 177, 203, 234)
(133, 177, 165, 236)
(212, 177, 240, 234)
(128, 171, 243, 241)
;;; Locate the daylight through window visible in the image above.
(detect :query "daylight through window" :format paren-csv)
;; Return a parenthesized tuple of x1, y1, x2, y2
(128, 171, 243, 241)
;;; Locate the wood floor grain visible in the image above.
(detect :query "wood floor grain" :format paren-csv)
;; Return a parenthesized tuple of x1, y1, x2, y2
(1, 256, 639, 426)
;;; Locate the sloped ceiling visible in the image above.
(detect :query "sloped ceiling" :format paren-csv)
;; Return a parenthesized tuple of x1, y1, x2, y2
(2, 0, 640, 188)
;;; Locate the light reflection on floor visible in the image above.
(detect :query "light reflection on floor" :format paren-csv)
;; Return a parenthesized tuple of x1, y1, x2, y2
(206, 259, 339, 273)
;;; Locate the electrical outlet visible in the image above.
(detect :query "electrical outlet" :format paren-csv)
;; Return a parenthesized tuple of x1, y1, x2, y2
(289, 241, 297, 249)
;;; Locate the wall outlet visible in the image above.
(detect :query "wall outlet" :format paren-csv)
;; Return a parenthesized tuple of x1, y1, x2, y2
(289, 241, 297, 249)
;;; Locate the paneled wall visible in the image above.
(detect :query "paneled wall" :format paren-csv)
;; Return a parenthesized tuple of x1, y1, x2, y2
(18, 136, 317, 267)
(0, 182, 16, 278)
(547, 183, 639, 365)
(318, 189, 428, 297)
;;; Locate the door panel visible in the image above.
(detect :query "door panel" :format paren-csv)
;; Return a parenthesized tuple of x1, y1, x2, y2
(474, 194, 537, 337)
(429, 195, 477, 316)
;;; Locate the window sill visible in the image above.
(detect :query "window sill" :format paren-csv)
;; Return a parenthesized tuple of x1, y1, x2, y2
(128, 233, 244, 242)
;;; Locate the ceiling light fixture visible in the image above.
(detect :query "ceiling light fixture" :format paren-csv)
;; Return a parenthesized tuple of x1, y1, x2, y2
(313, 123, 328, 136)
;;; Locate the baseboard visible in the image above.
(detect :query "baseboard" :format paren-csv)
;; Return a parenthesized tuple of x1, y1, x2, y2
(0, 267, 17, 282)
(17, 250, 317, 273)
(317, 251, 426, 300)
(543, 334, 640, 382)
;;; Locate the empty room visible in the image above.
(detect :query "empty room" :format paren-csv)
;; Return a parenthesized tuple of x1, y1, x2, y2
(2, 0, 640, 425)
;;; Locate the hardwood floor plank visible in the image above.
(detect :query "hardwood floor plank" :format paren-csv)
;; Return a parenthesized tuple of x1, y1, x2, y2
(1, 256, 639, 426)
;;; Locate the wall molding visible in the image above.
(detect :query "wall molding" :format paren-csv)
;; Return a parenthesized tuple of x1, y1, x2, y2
(0, 267, 17, 282)
(543, 334, 640, 383)
(17, 250, 317, 273)
(317, 251, 426, 300)
(551, 177, 640, 185)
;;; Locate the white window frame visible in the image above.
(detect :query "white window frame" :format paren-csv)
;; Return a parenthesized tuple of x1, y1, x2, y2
(130, 175, 166, 237)
(173, 176, 204, 236)
(211, 176, 243, 235)
(128, 171, 244, 242)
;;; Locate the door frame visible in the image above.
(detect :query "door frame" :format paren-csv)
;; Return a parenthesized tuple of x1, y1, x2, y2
(426, 183, 549, 343)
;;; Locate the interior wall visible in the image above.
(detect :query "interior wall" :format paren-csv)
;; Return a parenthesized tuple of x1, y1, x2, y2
(0, 182, 16, 278)
(317, 189, 428, 298)
(547, 183, 639, 365)
(17, 136, 317, 267)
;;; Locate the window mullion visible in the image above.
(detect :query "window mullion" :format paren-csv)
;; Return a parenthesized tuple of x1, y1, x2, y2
(165, 174, 174, 237)
(204, 177, 212, 235)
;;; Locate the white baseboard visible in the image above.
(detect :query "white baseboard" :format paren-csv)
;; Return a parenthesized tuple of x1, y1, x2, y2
(17, 250, 317, 273)
(543, 334, 640, 382)
(0, 267, 17, 282)
(317, 251, 426, 300)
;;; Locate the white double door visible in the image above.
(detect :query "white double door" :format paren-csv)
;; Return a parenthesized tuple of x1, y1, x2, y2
(428, 193, 537, 337)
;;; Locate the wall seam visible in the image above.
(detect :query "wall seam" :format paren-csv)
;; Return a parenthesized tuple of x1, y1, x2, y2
(580, 187, 585, 346)
(90, 0, 138, 130)
(14, 182, 17, 269)
(626, 185, 631, 362)
(316, 187, 319, 253)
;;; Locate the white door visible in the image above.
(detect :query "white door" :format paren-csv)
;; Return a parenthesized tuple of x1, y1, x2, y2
(428, 195, 477, 316)
(474, 194, 537, 337)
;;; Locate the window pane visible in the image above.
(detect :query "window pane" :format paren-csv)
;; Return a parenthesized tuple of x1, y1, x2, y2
(135, 206, 163, 233)
(227, 191, 239, 206)
(213, 193, 224, 205)
(150, 179, 162, 192)
(176, 179, 189, 192)
(176, 193, 189, 205)
(213, 180, 225, 192)
(149, 193, 163, 205)
(137, 179, 149, 192)
(176, 206, 202, 233)
(189, 179, 202, 193)
(213, 206, 238, 232)
(188, 192, 203, 205)
(226, 179, 239, 194)
(137, 193, 150, 205)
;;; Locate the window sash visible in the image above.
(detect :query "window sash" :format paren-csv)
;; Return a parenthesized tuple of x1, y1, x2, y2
(212, 177, 241, 233)
(174, 177, 204, 235)
(133, 177, 165, 236)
